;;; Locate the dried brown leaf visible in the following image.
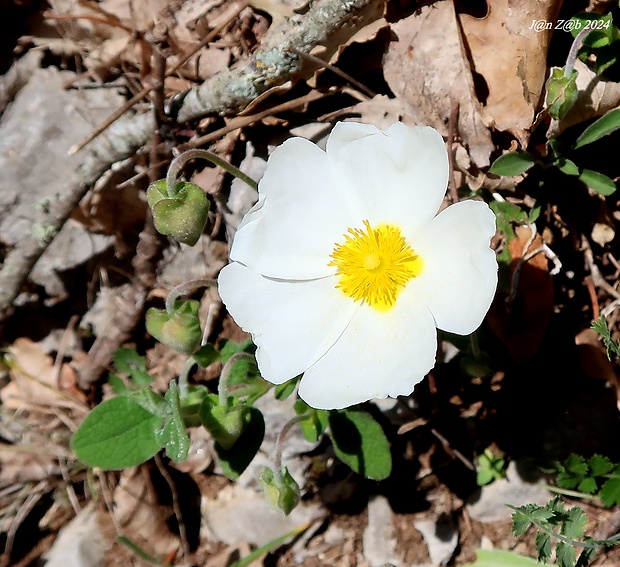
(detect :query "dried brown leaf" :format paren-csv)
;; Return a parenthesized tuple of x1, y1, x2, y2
(459, 0, 562, 146)
(2, 338, 86, 411)
(383, 1, 493, 167)
(487, 226, 554, 362)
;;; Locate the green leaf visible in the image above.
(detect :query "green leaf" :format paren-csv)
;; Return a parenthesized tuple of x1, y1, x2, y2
(588, 454, 614, 476)
(112, 348, 153, 386)
(577, 477, 598, 494)
(274, 378, 297, 400)
(592, 316, 620, 359)
(579, 169, 617, 195)
(71, 397, 163, 470)
(599, 476, 620, 507)
(192, 344, 220, 367)
(155, 381, 190, 462)
(555, 541, 577, 567)
(574, 109, 620, 149)
(555, 157, 580, 177)
(489, 152, 536, 176)
(565, 454, 588, 476)
(328, 408, 392, 480)
(563, 507, 587, 540)
(536, 530, 553, 563)
(462, 549, 546, 567)
(215, 407, 264, 480)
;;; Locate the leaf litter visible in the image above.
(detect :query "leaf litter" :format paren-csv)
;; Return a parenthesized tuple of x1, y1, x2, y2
(1, 0, 620, 565)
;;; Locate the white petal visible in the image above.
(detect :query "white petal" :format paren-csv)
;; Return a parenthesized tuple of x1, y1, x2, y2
(325, 121, 382, 154)
(410, 200, 498, 335)
(230, 137, 360, 280)
(218, 262, 357, 384)
(298, 289, 437, 409)
(327, 122, 449, 231)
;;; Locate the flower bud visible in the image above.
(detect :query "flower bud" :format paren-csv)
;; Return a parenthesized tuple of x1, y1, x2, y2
(259, 467, 301, 516)
(199, 395, 250, 449)
(146, 180, 210, 246)
(545, 68, 579, 120)
(145, 300, 201, 354)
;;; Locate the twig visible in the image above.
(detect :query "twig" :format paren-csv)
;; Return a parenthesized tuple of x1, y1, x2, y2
(68, 1, 247, 155)
(0, 0, 381, 328)
(583, 236, 620, 301)
(288, 46, 376, 98)
(2, 480, 48, 562)
(585, 275, 600, 320)
(176, 89, 331, 151)
(154, 454, 190, 558)
(447, 100, 460, 203)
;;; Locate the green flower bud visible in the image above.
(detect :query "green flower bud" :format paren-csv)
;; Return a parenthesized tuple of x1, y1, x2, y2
(545, 68, 579, 120)
(199, 395, 250, 450)
(146, 180, 210, 246)
(145, 300, 201, 354)
(259, 467, 301, 516)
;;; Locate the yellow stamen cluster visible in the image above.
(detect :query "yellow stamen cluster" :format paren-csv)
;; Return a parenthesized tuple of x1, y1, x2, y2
(329, 220, 423, 311)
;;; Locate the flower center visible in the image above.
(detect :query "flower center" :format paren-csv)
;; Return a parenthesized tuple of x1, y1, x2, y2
(329, 220, 423, 311)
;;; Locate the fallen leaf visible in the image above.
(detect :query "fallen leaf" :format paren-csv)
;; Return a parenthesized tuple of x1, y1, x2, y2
(459, 0, 562, 146)
(113, 467, 180, 556)
(2, 338, 86, 411)
(383, 0, 494, 167)
(487, 226, 554, 362)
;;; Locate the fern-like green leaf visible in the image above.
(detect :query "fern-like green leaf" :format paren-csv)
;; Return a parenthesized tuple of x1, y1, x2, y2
(556, 541, 577, 567)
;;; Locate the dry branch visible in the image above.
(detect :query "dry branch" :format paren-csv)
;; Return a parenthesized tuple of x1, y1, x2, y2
(0, 0, 381, 327)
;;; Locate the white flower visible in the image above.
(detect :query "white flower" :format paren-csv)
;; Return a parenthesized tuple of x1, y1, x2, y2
(218, 122, 498, 410)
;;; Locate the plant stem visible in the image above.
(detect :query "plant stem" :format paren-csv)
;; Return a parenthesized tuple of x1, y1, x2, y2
(565, 27, 591, 77)
(178, 357, 197, 399)
(538, 482, 599, 501)
(274, 415, 306, 483)
(218, 352, 256, 407)
(166, 148, 258, 198)
(470, 331, 481, 358)
(165, 278, 216, 314)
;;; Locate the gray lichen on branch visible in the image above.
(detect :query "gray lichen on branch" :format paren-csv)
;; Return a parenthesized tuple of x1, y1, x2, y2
(0, 0, 382, 326)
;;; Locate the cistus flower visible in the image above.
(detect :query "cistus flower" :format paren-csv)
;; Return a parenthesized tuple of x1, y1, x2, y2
(218, 122, 498, 410)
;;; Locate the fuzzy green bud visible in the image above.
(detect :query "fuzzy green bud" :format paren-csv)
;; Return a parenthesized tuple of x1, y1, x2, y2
(545, 68, 579, 120)
(145, 300, 202, 354)
(147, 180, 210, 246)
(259, 466, 301, 516)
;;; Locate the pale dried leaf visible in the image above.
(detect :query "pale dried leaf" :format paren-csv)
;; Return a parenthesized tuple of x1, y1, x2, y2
(2, 338, 85, 411)
(113, 467, 180, 556)
(346, 94, 406, 129)
(459, 0, 562, 146)
(592, 222, 615, 246)
(383, 1, 494, 167)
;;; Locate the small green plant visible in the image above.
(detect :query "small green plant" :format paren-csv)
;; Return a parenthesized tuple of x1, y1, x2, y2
(591, 316, 620, 360)
(489, 106, 620, 197)
(475, 447, 507, 486)
(70, 146, 397, 517)
(510, 497, 620, 567)
(550, 453, 620, 507)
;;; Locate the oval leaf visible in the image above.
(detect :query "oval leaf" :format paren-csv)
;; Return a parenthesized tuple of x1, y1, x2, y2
(574, 108, 620, 149)
(71, 397, 163, 470)
(489, 152, 536, 176)
(328, 408, 392, 480)
(579, 169, 617, 196)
